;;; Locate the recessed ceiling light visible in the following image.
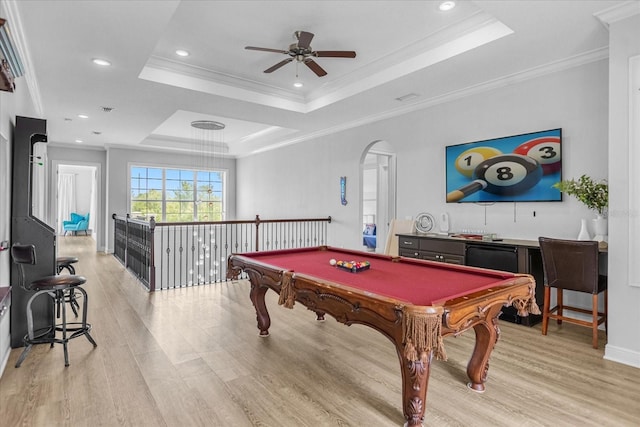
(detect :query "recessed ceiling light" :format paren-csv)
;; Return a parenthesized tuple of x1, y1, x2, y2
(439, 1, 456, 11)
(75, 139, 83, 143)
(78, 114, 89, 119)
(92, 58, 111, 66)
(175, 49, 190, 57)
(293, 82, 303, 88)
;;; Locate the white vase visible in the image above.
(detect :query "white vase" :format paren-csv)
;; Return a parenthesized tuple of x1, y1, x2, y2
(577, 218, 591, 240)
(592, 215, 608, 242)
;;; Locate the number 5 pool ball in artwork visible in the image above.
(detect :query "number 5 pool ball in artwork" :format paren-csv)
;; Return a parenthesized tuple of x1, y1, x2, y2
(454, 146, 502, 178)
(446, 154, 543, 202)
(513, 136, 561, 175)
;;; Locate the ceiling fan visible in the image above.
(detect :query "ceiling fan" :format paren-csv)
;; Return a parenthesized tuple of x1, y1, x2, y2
(245, 30, 356, 77)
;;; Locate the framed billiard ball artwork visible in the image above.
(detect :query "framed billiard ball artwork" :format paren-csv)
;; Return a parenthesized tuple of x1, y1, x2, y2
(445, 128, 562, 203)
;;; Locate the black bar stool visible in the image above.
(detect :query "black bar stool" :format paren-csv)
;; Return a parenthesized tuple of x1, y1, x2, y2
(57, 256, 81, 315)
(11, 244, 97, 367)
(57, 256, 79, 274)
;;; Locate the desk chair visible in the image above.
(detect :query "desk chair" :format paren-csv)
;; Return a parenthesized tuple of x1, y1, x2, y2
(11, 244, 97, 367)
(538, 237, 607, 349)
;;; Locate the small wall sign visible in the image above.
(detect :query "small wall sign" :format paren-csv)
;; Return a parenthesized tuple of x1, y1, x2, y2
(340, 176, 348, 205)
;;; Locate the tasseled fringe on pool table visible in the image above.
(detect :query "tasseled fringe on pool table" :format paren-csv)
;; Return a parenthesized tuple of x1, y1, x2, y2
(278, 273, 296, 309)
(512, 295, 541, 317)
(403, 309, 447, 362)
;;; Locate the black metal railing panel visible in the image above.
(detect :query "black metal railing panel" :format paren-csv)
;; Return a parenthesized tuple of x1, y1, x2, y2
(112, 214, 154, 290)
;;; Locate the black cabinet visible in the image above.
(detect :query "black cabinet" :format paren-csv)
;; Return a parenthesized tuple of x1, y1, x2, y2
(398, 236, 465, 264)
(465, 243, 542, 326)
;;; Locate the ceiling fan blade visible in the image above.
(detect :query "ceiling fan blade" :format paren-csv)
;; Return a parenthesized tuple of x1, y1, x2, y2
(296, 31, 314, 49)
(245, 46, 289, 54)
(304, 58, 327, 77)
(264, 58, 293, 73)
(314, 51, 357, 58)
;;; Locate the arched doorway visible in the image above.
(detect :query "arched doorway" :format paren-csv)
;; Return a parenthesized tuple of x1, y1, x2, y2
(361, 140, 396, 253)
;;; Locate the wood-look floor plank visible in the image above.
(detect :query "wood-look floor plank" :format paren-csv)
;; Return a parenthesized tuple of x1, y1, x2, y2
(1, 236, 640, 426)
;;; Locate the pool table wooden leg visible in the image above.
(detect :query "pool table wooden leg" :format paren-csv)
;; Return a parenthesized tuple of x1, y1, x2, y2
(466, 305, 502, 392)
(399, 351, 432, 427)
(249, 281, 271, 336)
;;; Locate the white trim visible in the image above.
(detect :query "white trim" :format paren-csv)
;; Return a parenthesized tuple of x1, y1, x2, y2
(628, 55, 640, 287)
(594, 1, 640, 29)
(604, 343, 640, 368)
(243, 48, 609, 157)
(3, 0, 44, 117)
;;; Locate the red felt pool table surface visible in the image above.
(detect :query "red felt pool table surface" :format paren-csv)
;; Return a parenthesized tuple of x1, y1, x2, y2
(242, 246, 517, 306)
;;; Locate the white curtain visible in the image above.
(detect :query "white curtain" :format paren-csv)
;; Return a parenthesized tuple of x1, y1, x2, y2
(58, 173, 77, 234)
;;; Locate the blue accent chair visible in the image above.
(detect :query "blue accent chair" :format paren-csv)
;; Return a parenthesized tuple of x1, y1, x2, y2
(63, 213, 89, 236)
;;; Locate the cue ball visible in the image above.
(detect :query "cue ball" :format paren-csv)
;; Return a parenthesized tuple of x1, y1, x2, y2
(473, 154, 542, 196)
(513, 137, 561, 175)
(329, 259, 336, 266)
(455, 146, 502, 178)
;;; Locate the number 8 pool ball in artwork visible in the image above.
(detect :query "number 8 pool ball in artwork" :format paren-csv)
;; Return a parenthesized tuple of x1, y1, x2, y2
(473, 154, 543, 196)
(513, 136, 561, 175)
(455, 146, 502, 178)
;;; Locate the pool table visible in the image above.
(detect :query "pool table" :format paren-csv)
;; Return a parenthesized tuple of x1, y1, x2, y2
(227, 246, 539, 426)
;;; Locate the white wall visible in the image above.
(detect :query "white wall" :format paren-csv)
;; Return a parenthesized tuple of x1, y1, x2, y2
(605, 13, 640, 367)
(237, 60, 608, 248)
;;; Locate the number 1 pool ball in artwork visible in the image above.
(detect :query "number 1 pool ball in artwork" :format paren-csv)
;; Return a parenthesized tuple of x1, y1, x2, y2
(473, 154, 543, 196)
(513, 136, 561, 175)
(455, 146, 503, 178)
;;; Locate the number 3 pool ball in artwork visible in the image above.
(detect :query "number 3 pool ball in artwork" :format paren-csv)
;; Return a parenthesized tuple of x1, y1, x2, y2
(473, 154, 543, 196)
(513, 137, 561, 175)
(455, 146, 503, 178)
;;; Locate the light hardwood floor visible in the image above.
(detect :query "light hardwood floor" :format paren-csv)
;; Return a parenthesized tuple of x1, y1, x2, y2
(1, 236, 639, 426)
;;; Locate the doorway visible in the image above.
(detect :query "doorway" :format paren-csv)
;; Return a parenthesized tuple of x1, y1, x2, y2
(361, 141, 396, 253)
(53, 162, 99, 240)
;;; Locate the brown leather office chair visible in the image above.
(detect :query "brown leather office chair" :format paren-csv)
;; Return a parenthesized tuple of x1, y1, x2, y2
(538, 237, 607, 348)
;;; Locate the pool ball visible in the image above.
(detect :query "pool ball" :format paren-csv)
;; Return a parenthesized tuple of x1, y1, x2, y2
(455, 146, 502, 178)
(329, 258, 337, 266)
(473, 154, 543, 196)
(513, 136, 561, 175)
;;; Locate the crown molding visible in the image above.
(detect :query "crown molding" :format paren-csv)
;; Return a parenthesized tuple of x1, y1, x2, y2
(243, 47, 609, 157)
(594, 1, 640, 29)
(3, 0, 43, 117)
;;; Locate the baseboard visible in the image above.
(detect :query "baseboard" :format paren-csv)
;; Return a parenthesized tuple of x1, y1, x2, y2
(0, 346, 9, 378)
(604, 344, 640, 368)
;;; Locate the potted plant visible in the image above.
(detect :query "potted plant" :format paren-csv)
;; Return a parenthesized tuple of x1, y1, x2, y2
(553, 175, 608, 240)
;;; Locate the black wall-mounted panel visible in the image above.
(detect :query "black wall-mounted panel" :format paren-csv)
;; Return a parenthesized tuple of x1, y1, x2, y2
(10, 116, 56, 348)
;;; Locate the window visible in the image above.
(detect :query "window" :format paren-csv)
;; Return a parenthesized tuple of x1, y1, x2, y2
(130, 166, 225, 222)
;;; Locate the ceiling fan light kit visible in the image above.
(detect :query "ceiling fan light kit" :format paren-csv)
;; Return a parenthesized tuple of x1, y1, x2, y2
(245, 30, 356, 77)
